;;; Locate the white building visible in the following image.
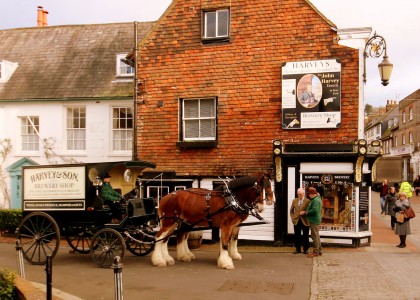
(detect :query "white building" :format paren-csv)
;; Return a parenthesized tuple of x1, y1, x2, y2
(0, 22, 154, 208)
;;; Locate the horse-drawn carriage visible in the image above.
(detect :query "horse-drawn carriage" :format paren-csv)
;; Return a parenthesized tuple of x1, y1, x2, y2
(16, 160, 274, 269)
(16, 160, 158, 267)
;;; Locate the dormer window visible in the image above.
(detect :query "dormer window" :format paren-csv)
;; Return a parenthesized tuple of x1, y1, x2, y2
(116, 54, 134, 77)
(202, 8, 230, 43)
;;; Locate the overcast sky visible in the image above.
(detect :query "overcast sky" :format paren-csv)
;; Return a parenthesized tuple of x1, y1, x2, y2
(1, 0, 418, 107)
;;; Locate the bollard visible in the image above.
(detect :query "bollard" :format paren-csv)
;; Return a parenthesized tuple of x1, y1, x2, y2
(112, 256, 124, 300)
(46, 255, 52, 300)
(15, 239, 25, 278)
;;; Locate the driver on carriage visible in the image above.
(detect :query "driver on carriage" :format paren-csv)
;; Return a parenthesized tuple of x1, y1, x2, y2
(101, 172, 124, 224)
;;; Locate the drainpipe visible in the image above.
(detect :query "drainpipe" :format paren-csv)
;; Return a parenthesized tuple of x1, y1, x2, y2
(132, 21, 139, 161)
(37, 6, 44, 27)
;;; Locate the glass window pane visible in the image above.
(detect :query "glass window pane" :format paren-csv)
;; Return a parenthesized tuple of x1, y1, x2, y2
(184, 100, 199, 118)
(185, 120, 200, 138)
(217, 10, 229, 36)
(200, 99, 215, 117)
(201, 119, 216, 138)
(205, 12, 216, 38)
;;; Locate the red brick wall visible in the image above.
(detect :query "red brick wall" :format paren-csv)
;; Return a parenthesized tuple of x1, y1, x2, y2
(136, 0, 359, 177)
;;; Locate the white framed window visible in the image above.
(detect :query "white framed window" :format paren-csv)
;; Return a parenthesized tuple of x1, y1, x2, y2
(20, 116, 39, 151)
(182, 97, 216, 141)
(395, 137, 398, 147)
(402, 134, 406, 145)
(202, 8, 230, 40)
(147, 186, 170, 207)
(112, 107, 133, 151)
(66, 106, 86, 150)
(409, 107, 413, 120)
(409, 132, 413, 144)
(402, 110, 406, 123)
(116, 54, 134, 77)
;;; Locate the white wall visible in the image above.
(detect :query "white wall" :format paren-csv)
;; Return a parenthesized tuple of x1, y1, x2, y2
(0, 100, 133, 208)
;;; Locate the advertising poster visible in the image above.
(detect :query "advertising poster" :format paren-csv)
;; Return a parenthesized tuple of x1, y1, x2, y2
(282, 59, 341, 129)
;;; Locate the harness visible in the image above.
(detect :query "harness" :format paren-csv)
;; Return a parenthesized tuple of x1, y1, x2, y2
(158, 177, 270, 230)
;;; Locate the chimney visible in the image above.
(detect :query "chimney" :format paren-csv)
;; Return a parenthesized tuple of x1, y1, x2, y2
(37, 6, 44, 26)
(43, 10, 49, 26)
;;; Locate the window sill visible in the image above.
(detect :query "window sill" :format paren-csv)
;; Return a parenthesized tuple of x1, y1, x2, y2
(201, 37, 230, 44)
(176, 141, 218, 149)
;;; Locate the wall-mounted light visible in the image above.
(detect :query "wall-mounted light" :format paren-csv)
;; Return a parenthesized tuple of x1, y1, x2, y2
(363, 32, 393, 86)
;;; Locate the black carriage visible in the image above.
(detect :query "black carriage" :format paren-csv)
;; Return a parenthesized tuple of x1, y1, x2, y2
(16, 160, 158, 267)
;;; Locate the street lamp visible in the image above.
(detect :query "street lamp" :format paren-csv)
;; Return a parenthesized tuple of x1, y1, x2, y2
(363, 32, 393, 86)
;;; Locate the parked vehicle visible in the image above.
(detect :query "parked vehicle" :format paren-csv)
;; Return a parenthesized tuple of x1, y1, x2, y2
(372, 156, 403, 191)
(16, 160, 158, 267)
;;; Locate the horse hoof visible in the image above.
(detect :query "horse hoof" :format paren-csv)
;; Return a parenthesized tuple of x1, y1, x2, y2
(166, 258, 175, 265)
(220, 264, 235, 270)
(153, 261, 167, 267)
(231, 254, 242, 260)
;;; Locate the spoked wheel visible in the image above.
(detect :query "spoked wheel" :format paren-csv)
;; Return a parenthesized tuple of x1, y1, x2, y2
(66, 225, 95, 254)
(91, 228, 126, 268)
(125, 228, 156, 256)
(16, 212, 60, 265)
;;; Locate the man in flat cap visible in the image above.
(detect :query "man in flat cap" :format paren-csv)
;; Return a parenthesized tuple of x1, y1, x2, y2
(300, 187, 322, 257)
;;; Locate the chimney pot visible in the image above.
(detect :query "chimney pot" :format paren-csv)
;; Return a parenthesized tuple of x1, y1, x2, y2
(37, 6, 44, 27)
(43, 10, 49, 26)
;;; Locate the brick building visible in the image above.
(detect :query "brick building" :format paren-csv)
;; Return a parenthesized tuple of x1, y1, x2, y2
(130, 0, 380, 246)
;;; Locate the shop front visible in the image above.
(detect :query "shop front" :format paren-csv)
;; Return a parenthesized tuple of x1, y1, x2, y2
(273, 140, 380, 247)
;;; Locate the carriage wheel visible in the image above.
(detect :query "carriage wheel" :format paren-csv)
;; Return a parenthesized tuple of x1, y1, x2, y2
(16, 212, 60, 265)
(65, 225, 95, 254)
(91, 228, 126, 268)
(125, 229, 156, 256)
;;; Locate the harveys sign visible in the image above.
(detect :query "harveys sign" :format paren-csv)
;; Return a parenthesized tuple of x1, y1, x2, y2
(302, 174, 353, 184)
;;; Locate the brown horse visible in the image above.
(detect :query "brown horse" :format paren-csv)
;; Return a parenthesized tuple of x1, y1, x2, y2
(151, 173, 274, 269)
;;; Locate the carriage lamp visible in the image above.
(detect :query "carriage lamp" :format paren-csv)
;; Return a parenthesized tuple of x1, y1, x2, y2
(273, 140, 282, 156)
(363, 32, 393, 86)
(356, 139, 368, 155)
(93, 176, 103, 196)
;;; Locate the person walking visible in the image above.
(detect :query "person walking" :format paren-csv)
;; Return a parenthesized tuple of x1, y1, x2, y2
(379, 179, 389, 214)
(300, 187, 322, 258)
(400, 181, 413, 199)
(386, 186, 398, 230)
(413, 175, 420, 196)
(290, 188, 310, 254)
(392, 191, 412, 248)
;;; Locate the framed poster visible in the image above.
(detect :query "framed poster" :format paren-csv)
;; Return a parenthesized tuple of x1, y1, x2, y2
(282, 59, 341, 129)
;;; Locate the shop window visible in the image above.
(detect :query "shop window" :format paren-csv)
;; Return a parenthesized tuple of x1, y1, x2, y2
(303, 180, 355, 232)
(202, 8, 230, 43)
(147, 186, 169, 207)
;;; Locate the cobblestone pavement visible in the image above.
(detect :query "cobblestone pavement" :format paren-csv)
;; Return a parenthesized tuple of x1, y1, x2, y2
(310, 192, 420, 300)
(1, 191, 419, 299)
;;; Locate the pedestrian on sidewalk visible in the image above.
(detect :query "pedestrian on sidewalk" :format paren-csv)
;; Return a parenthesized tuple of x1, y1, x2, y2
(290, 188, 310, 254)
(400, 181, 413, 199)
(386, 186, 398, 230)
(300, 187, 322, 258)
(380, 179, 389, 214)
(392, 191, 411, 248)
(413, 175, 420, 196)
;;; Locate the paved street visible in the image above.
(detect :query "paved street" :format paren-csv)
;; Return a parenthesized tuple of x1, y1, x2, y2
(1, 191, 419, 299)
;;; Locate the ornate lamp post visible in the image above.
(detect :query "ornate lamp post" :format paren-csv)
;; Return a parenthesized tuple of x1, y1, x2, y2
(363, 32, 393, 86)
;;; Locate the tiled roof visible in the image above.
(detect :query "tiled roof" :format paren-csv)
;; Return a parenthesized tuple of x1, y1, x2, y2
(0, 22, 154, 101)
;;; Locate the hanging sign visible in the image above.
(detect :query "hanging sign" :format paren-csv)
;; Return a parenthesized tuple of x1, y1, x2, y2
(282, 59, 341, 129)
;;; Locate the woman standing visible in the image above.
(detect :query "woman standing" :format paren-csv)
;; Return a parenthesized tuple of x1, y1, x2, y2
(392, 192, 411, 248)
(386, 187, 398, 230)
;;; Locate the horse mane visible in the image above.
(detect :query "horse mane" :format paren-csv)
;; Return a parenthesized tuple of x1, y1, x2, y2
(215, 176, 258, 191)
